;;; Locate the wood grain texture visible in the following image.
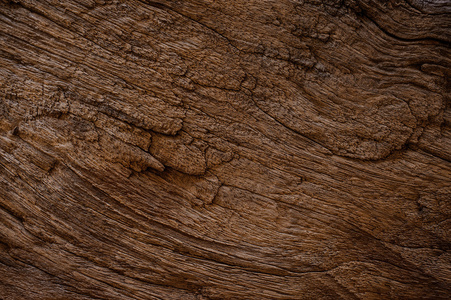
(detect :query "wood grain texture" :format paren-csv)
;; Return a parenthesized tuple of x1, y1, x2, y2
(0, 0, 450, 299)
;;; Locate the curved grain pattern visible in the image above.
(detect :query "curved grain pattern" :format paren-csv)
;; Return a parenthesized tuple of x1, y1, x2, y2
(0, 0, 450, 299)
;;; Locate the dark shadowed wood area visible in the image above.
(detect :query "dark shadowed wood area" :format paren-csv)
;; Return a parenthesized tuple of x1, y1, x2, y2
(1, 0, 450, 299)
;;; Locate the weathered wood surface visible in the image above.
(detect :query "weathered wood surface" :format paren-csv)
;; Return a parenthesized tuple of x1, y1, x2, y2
(0, 0, 450, 299)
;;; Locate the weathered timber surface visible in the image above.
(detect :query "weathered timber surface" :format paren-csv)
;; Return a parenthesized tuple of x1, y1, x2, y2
(0, 0, 450, 299)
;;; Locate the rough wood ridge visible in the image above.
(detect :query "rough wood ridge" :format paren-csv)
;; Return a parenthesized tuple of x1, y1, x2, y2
(0, 0, 450, 299)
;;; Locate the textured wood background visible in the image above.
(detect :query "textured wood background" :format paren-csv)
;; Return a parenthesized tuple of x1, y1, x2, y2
(0, 0, 450, 299)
